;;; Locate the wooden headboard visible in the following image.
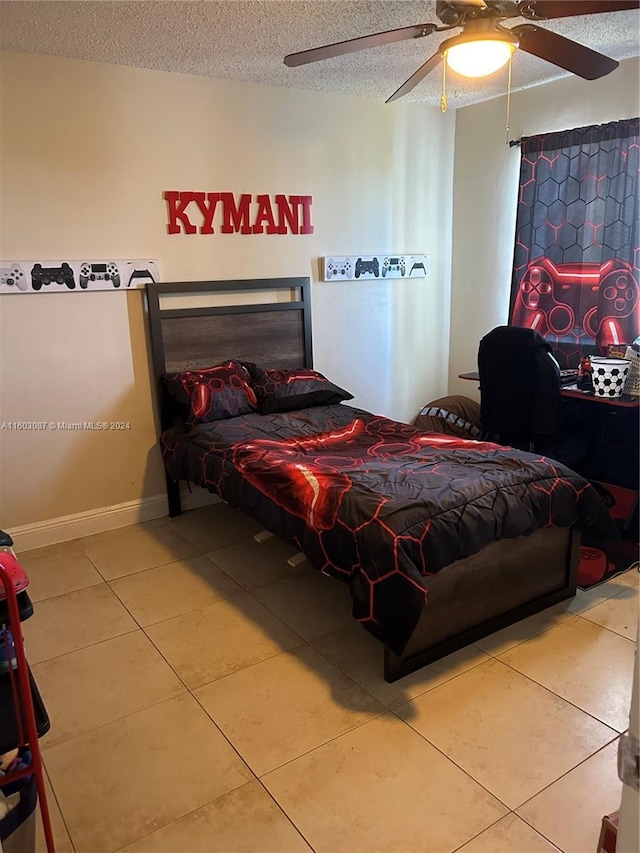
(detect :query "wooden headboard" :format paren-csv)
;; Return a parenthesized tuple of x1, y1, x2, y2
(145, 276, 312, 515)
(146, 277, 312, 376)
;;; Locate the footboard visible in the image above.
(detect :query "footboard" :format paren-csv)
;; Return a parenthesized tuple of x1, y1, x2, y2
(384, 527, 580, 682)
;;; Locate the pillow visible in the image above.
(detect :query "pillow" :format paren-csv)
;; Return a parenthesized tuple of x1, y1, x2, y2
(245, 365, 353, 414)
(161, 360, 257, 427)
(414, 395, 483, 439)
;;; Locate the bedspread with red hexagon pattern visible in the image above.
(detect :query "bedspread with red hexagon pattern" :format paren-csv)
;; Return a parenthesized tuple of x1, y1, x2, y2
(161, 404, 614, 653)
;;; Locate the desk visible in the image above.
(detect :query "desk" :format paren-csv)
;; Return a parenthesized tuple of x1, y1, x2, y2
(458, 372, 640, 409)
(459, 370, 639, 511)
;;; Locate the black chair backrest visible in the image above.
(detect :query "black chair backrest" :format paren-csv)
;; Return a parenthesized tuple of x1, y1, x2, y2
(478, 326, 563, 440)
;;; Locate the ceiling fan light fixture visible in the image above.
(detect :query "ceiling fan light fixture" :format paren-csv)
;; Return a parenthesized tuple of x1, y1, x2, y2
(445, 38, 515, 77)
(439, 21, 519, 78)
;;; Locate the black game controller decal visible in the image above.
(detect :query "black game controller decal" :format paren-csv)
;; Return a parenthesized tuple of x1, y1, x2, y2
(355, 258, 379, 278)
(31, 263, 76, 290)
(0, 259, 161, 293)
(322, 255, 427, 282)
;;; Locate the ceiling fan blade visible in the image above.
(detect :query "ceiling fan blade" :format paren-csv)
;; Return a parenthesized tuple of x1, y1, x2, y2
(385, 52, 443, 103)
(519, 0, 639, 20)
(512, 24, 619, 79)
(284, 23, 437, 67)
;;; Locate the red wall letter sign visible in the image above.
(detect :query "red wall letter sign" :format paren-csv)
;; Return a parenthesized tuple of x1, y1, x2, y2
(165, 192, 313, 235)
(275, 195, 299, 235)
(220, 193, 253, 234)
(299, 195, 314, 235)
(164, 191, 197, 235)
(193, 193, 222, 234)
(252, 195, 279, 235)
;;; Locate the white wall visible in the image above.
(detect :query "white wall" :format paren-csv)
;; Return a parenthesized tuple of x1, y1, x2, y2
(448, 57, 640, 398)
(0, 52, 455, 531)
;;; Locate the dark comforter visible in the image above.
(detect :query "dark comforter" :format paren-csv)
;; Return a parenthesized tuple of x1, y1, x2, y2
(161, 404, 615, 654)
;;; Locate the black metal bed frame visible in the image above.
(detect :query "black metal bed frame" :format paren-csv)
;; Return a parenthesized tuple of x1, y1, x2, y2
(146, 277, 312, 517)
(145, 276, 579, 682)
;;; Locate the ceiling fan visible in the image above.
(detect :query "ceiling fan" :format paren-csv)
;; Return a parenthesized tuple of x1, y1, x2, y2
(284, 0, 640, 103)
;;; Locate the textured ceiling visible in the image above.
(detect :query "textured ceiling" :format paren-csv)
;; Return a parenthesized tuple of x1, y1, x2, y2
(1, 1, 639, 108)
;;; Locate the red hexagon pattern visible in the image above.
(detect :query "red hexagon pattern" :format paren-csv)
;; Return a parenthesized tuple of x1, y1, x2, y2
(509, 118, 639, 370)
(161, 405, 615, 653)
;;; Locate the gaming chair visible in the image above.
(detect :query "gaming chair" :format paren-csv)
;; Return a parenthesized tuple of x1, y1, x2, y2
(477, 325, 564, 451)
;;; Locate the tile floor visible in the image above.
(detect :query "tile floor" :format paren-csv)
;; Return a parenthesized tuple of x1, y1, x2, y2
(11, 502, 638, 853)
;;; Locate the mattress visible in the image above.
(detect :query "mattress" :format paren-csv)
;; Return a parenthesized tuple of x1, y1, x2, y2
(161, 404, 615, 653)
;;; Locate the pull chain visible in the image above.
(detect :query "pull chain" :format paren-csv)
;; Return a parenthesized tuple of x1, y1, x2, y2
(441, 55, 447, 113)
(505, 52, 513, 144)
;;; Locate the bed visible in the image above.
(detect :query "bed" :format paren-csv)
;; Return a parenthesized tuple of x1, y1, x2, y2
(146, 277, 615, 682)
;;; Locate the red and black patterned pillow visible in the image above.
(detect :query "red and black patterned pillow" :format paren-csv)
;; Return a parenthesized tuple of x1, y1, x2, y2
(161, 361, 257, 428)
(245, 365, 353, 414)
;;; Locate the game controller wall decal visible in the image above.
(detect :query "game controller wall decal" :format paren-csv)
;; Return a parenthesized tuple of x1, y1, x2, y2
(511, 257, 640, 355)
(0, 264, 29, 291)
(0, 259, 161, 293)
(322, 255, 429, 282)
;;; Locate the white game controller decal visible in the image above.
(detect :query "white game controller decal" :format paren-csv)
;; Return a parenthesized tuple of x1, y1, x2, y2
(125, 260, 159, 288)
(0, 259, 161, 293)
(321, 254, 427, 282)
(382, 257, 406, 277)
(326, 258, 353, 278)
(79, 262, 121, 289)
(0, 264, 28, 291)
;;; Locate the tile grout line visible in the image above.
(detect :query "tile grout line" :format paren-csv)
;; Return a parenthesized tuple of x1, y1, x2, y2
(385, 703, 515, 813)
(514, 737, 622, 819)
(383, 652, 623, 815)
(106, 576, 249, 631)
(41, 761, 79, 853)
(41, 691, 192, 756)
(254, 777, 317, 852)
(106, 778, 253, 853)
(447, 812, 555, 853)
(307, 629, 492, 711)
(512, 811, 566, 853)
(493, 650, 632, 734)
(24, 522, 636, 853)
(473, 610, 579, 660)
(576, 607, 638, 641)
(29, 625, 140, 669)
(189, 653, 389, 777)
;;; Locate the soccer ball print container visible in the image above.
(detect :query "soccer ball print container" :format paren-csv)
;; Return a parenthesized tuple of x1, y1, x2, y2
(590, 357, 631, 398)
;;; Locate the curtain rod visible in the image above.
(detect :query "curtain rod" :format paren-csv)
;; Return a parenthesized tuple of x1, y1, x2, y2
(508, 118, 638, 150)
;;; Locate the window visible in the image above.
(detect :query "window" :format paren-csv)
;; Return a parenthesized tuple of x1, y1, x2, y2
(509, 118, 639, 368)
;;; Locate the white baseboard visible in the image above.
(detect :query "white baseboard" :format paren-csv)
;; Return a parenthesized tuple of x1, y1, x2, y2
(8, 488, 220, 552)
